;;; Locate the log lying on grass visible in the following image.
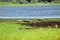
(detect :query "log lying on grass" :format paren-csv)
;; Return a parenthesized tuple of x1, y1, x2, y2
(16, 19, 22, 23)
(23, 19, 30, 22)
(37, 18, 46, 21)
(16, 19, 30, 23)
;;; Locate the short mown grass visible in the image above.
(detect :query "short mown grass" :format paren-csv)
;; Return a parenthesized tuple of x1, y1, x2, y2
(0, 18, 60, 40)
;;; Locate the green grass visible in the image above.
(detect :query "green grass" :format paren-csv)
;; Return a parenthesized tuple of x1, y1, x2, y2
(0, 2, 60, 6)
(0, 18, 60, 40)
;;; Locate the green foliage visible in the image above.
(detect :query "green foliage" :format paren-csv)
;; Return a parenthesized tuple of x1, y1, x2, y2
(54, 0, 60, 3)
(11, 0, 17, 4)
(0, 0, 60, 4)
(0, 0, 11, 2)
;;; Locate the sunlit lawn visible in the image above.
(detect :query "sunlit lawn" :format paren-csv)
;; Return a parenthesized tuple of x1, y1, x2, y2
(0, 19, 60, 40)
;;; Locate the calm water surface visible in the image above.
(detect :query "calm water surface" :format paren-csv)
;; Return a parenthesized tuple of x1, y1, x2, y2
(0, 5, 60, 18)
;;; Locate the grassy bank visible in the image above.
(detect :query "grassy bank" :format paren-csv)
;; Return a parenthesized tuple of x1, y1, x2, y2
(0, 2, 60, 6)
(0, 18, 60, 40)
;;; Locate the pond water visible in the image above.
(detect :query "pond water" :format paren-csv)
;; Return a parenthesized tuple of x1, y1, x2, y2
(0, 5, 60, 18)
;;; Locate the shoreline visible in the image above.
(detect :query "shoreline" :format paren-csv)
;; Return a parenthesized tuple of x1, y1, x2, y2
(0, 3, 60, 6)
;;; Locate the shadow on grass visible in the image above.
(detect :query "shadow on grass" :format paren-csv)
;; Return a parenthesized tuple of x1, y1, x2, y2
(18, 21, 60, 28)
(18, 27, 39, 30)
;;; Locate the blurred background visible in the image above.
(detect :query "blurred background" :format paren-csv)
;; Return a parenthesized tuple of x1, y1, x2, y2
(0, 0, 60, 4)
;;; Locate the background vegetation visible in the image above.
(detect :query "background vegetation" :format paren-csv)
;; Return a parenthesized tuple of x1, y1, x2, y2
(0, 0, 60, 4)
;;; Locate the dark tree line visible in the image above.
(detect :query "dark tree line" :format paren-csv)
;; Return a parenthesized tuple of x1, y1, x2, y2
(0, 0, 60, 4)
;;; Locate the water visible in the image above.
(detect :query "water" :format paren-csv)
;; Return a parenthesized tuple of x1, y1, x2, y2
(0, 5, 60, 18)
